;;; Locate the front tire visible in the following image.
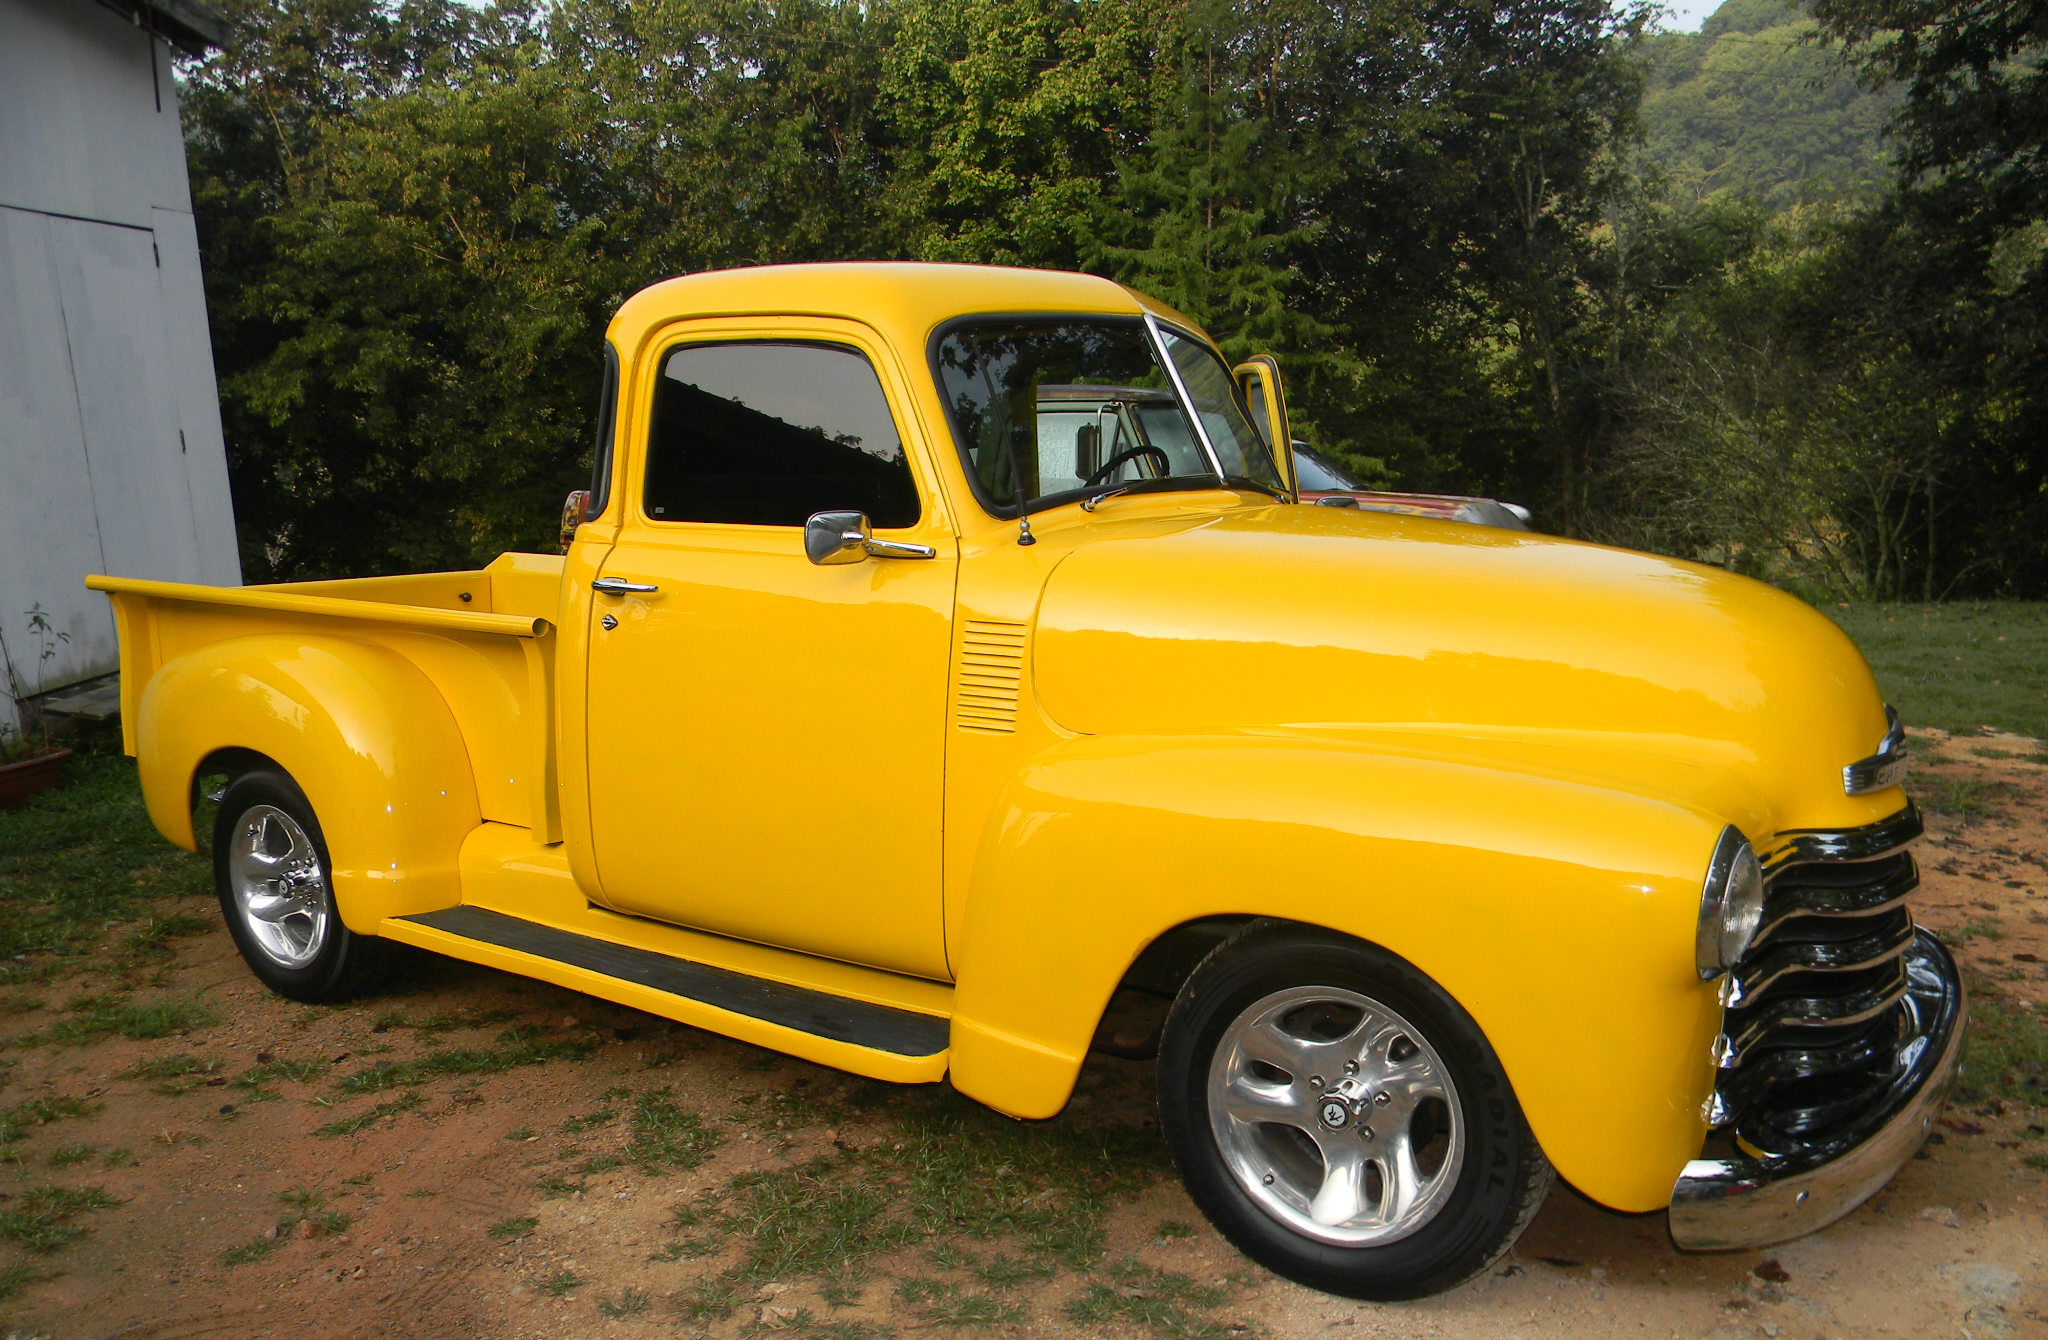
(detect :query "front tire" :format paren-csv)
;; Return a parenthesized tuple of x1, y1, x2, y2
(212, 769, 386, 1002)
(1157, 922, 1551, 1300)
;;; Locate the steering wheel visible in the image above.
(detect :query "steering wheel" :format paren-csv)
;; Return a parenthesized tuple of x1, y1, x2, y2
(1085, 445, 1173, 486)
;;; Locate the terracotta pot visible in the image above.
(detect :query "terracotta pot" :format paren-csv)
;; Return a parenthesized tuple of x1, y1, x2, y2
(0, 747, 72, 811)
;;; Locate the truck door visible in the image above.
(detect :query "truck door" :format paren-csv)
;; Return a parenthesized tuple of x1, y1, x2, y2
(584, 320, 958, 980)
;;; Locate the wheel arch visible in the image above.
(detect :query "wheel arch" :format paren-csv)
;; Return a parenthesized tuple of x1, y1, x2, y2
(188, 746, 278, 850)
(946, 731, 1727, 1214)
(135, 634, 480, 931)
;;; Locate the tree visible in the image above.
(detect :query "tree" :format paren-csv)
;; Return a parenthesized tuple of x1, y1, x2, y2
(1638, 1, 1898, 208)
(876, 0, 1166, 267)
(1807, 0, 2048, 593)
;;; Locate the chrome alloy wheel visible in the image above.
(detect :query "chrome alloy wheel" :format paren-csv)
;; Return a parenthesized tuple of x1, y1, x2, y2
(1207, 985, 1464, 1246)
(226, 804, 331, 969)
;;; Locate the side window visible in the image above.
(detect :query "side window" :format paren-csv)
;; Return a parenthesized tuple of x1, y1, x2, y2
(644, 340, 921, 528)
(589, 342, 619, 514)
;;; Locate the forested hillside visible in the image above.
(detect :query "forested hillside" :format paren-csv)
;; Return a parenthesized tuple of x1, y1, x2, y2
(175, 0, 2048, 600)
(1639, 0, 1896, 206)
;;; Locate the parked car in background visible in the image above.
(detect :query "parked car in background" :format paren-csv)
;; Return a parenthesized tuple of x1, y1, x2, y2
(1293, 442, 1533, 530)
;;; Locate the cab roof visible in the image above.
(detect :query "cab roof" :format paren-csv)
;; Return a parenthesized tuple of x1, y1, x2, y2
(606, 262, 1204, 355)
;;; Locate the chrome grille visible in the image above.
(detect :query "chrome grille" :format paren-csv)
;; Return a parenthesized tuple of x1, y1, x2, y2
(1711, 805, 1924, 1152)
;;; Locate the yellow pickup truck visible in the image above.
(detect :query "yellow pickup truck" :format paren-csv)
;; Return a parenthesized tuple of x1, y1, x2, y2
(90, 262, 1960, 1300)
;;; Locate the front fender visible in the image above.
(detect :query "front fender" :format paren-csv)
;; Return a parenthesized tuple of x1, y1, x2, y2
(136, 635, 480, 931)
(948, 733, 1726, 1214)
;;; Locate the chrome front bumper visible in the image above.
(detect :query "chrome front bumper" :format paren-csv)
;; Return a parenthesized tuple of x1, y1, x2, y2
(1669, 929, 1965, 1250)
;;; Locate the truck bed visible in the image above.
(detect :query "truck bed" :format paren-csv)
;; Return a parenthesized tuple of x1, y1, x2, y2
(88, 552, 565, 840)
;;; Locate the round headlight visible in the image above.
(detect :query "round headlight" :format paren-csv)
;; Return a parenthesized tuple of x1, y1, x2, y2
(1696, 827, 1765, 979)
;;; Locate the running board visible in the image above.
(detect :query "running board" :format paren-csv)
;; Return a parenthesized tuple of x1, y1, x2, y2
(393, 906, 949, 1072)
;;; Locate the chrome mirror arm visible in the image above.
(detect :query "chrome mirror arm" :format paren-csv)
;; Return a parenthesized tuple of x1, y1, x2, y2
(804, 512, 936, 565)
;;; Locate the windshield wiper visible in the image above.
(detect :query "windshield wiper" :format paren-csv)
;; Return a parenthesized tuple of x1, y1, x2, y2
(1078, 476, 1205, 512)
(1222, 474, 1293, 504)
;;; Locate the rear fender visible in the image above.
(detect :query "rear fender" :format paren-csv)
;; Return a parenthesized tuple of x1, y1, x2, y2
(136, 635, 480, 931)
(947, 733, 1727, 1214)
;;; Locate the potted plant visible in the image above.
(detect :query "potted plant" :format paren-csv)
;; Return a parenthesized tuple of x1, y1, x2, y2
(0, 603, 75, 809)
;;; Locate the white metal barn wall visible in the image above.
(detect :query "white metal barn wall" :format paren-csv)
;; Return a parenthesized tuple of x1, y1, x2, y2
(0, 0, 239, 718)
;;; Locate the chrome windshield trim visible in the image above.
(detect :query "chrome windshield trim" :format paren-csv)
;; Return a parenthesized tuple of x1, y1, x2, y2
(1843, 706, 1909, 796)
(1143, 313, 1228, 483)
(1761, 803, 1923, 873)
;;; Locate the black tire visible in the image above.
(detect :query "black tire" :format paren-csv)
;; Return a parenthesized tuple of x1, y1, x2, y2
(212, 769, 387, 1002)
(1157, 921, 1551, 1300)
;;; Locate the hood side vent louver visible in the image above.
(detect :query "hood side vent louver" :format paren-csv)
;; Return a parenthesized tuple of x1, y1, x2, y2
(956, 619, 1027, 734)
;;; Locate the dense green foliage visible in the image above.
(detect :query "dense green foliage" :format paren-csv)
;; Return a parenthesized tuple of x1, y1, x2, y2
(1639, 0, 1895, 207)
(176, 0, 2047, 600)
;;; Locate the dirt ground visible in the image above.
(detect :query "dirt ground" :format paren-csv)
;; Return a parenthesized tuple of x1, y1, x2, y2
(3, 729, 2046, 1339)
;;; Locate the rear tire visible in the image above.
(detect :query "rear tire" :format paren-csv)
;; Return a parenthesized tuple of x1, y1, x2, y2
(1157, 921, 1551, 1300)
(212, 769, 386, 1002)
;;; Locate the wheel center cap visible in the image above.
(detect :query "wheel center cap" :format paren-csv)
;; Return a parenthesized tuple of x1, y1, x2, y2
(1318, 1076, 1373, 1131)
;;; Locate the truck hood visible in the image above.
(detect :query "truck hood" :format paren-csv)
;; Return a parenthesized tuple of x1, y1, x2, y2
(1031, 505, 1898, 835)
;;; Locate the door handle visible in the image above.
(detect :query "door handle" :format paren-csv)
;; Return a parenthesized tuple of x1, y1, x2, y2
(591, 576, 659, 594)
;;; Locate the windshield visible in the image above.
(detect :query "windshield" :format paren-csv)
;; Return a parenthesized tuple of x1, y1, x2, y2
(1292, 444, 1358, 491)
(1152, 326, 1283, 488)
(933, 317, 1281, 514)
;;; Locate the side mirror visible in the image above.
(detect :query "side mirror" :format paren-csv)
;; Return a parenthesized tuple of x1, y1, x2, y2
(805, 511, 939, 565)
(806, 511, 871, 565)
(559, 488, 594, 550)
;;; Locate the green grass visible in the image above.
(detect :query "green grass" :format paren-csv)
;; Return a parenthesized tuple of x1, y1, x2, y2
(1959, 993, 2048, 1104)
(122, 1054, 225, 1094)
(664, 1081, 1170, 1293)
(534, 1172, 586, 1199)
(222, 1236, 278, 1266)
(536, 1269, 584, 1298)
(0, 1094, 99, 1145)
(21, 992, 219, 1047)
(559, 1106, 616, 1135)
(596, 1288, 649, 1318)
(676, 1277, 739, 1321)
(317, 1090, 424, 1137)
(257, 1187, 351, 1242)
(1952, 917, 2006, 942)
(334, 1030, 594, 1094)
(896, 1277, 1025, 1325)
(488, 1215, 538, 1241)
(624, 1088, 721, 1174)
(976, 1254, 1055, 1287)
(0, 1184, 121, 1254)
(611, 1080, 1214, 1333)
(120, 914, 215, 963)
(1916, 776, 2009, 823)
(1830, 602, 2048, 740)
(1064, 1259, 1232, 1339)
(725, 1157, 919, 1283)
(0, 747, 215, 982)
(0, 1262, 37, 1302)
